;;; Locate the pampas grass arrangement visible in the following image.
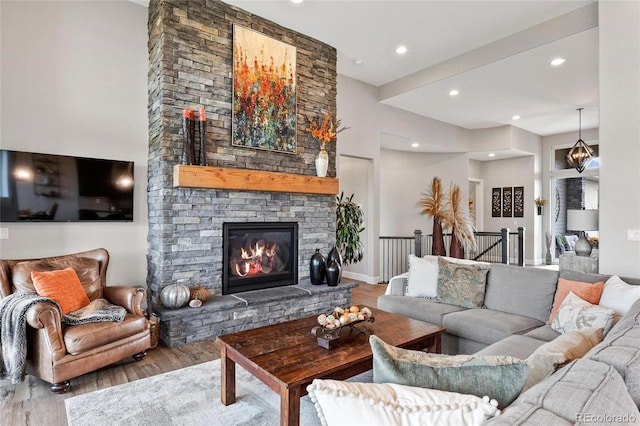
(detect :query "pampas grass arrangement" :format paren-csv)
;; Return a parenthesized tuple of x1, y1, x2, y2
(419, 177, 446, 220)
(419, 177, 447, 256)
(442, 183, 477, 256)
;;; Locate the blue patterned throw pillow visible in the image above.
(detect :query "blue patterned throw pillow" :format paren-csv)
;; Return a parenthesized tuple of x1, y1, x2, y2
(436, 257, 490, 308)
(370, 335, 529, 409)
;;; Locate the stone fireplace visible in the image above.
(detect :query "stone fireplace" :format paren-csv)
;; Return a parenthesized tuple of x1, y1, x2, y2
(146, 0, 354, 346)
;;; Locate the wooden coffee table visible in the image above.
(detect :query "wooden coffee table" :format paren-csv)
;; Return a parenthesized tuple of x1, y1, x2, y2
(216, 308, 445, 426)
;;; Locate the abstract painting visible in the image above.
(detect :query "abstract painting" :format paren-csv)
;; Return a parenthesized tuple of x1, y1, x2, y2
(232, 25, 297, 153)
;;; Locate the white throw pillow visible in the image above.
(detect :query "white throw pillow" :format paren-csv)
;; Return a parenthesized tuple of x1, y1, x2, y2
(406, 254, 439, 297)
(564, 234, 579, 250)
(551, 292, 614, 334)
(523, 327, 604, 392)
(307, 379, 500, 426)
(599, 275, 640, 321)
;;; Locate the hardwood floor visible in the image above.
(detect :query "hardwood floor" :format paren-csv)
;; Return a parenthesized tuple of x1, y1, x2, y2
(0, 281, 386, 425)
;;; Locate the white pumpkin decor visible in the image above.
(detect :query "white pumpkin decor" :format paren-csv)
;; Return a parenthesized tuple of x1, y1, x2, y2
(160, 283, 191, 309)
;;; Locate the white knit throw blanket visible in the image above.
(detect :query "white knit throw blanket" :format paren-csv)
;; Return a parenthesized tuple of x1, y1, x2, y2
(0, 292, 126, 384)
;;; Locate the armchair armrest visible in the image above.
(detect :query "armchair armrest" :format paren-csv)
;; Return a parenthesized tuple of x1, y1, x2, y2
(385, 273, 408, 296)
(26, 303, 67, 361)
(103, 286, 145, 316)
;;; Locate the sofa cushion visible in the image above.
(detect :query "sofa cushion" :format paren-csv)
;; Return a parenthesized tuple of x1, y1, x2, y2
(31, 267, 91, 314)
(523, 325, 561, 342)
(585, 298, 640, 406)
(559, 269, 610, 284)
(436, 257, 490, 308)
(522, 327, 603, 392)
(548, 277, 604, 322)
(63, 314, 148, 355)
(551, 292, 614, 334)
(370, 335, 529, 409)
(484, 264, 558, 323)
(406, 254, 438, 297)
(443, 309, 544, 346)
(12, 257, 103, 300)
(307, 379, 500, 426)
(484, 358, 640, 425)
(475, 334, 545, 359)
(377, 296, 466, 327)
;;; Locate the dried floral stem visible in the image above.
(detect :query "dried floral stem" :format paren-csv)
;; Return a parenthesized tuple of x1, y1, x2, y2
(442, 183, 477, 251)
(305, 113, 349, 146)
(419, 177, 446, 221)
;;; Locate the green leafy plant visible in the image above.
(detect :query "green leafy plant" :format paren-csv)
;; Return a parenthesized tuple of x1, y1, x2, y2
(336, 192, 365, 265)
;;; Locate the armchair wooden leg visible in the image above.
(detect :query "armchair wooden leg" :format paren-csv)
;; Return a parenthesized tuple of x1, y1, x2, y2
(50, 380, 70, 393)
(132, 350, 147, 361)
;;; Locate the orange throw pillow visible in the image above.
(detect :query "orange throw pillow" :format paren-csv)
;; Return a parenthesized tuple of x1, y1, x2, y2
(548, 278, 604, 323)
(31, 267, 91, 314)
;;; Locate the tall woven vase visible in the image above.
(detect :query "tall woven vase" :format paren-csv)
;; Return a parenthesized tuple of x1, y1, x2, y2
(449, 230, 464, 259)
(432, 219, 446, 256)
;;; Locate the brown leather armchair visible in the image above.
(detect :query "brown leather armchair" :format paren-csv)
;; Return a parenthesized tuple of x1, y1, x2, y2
(0, 248, 150, 393)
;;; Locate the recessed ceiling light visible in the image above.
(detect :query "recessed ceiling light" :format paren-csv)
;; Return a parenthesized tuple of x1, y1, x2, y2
(291, 0, 304, 3)
(353, 59, 363, 65)
(550, 57, 566, 66)
(512, 115, 521, 120)
(488, 153, 496, 157)
(449, 90, 459, 97)
(411, 142, 419, 148)
(395, 45, 407, 55)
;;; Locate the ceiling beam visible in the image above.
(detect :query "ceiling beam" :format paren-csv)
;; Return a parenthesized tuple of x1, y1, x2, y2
(377, 2, 598, 102)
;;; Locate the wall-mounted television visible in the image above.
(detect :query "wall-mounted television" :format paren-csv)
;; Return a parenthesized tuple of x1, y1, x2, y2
(0, 150, 134, 222)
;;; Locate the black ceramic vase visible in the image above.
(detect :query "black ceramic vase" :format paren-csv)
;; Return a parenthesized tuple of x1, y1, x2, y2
(326, 260, 341, 287)
(327, 246, 342, 284)
(310, 249, 326, 285)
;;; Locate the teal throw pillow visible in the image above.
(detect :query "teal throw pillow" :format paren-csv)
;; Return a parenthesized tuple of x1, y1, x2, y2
(370, 335, 529, 409)
(436, 257, 490, 308)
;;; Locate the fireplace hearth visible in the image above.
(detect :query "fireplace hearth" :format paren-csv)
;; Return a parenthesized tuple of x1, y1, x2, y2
(223, 222, 298, 294)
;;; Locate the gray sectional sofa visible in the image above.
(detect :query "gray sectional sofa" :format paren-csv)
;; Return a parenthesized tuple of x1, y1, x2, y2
(378, 262, 639, 355)
(376, 260, 640, 421)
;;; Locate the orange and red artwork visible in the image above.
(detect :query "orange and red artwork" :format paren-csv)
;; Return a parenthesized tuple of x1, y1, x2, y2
(232, 25, 297, 153)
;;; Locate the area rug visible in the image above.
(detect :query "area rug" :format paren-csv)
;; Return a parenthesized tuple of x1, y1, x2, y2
(65, 360, 373, 426)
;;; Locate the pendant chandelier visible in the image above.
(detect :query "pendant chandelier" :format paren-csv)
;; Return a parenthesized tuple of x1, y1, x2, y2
(565, 108, 594, 173)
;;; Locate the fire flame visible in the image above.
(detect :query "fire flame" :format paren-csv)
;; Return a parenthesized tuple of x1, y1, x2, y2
(233, 240, 277, 277)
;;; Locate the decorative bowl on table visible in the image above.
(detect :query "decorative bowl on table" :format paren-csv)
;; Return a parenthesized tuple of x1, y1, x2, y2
(311, 306, 375, 349)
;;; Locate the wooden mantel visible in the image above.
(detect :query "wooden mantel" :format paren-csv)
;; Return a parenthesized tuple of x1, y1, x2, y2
(173, 165, 339, 195)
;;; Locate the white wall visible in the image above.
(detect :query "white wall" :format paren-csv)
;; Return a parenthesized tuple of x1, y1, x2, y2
(338, 75, 476, 281)
(380, 149, 469, 236)
(338, 155, 375, 283)
(478, 155, 538, 264)
(0, 1, 149, 286)
(598, 1, 640, 277)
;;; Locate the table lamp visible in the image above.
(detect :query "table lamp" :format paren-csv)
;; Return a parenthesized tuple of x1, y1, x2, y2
(566, 209, 598, 256)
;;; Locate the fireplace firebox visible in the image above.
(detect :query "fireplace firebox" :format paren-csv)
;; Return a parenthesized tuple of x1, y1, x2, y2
(222, 222, 298, 294)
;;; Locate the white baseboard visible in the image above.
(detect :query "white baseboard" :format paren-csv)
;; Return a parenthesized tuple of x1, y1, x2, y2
(342, 270, 380, 284)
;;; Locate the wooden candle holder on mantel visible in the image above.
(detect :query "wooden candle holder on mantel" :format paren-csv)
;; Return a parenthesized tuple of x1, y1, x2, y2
(173, 165, 339, 195)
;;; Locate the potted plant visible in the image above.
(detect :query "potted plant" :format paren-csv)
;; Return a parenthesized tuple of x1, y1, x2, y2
(335, 192, 365, 265)
(535, 197, 547, 215)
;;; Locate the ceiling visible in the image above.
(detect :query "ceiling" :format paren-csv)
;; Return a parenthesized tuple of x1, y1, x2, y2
(223, 0, 599, 157)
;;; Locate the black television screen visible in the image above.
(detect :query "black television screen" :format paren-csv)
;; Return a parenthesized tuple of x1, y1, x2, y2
(0, 150, 134, 222)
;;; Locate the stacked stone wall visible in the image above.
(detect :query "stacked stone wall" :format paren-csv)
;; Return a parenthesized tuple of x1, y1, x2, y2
(147, 0, 342, 345)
